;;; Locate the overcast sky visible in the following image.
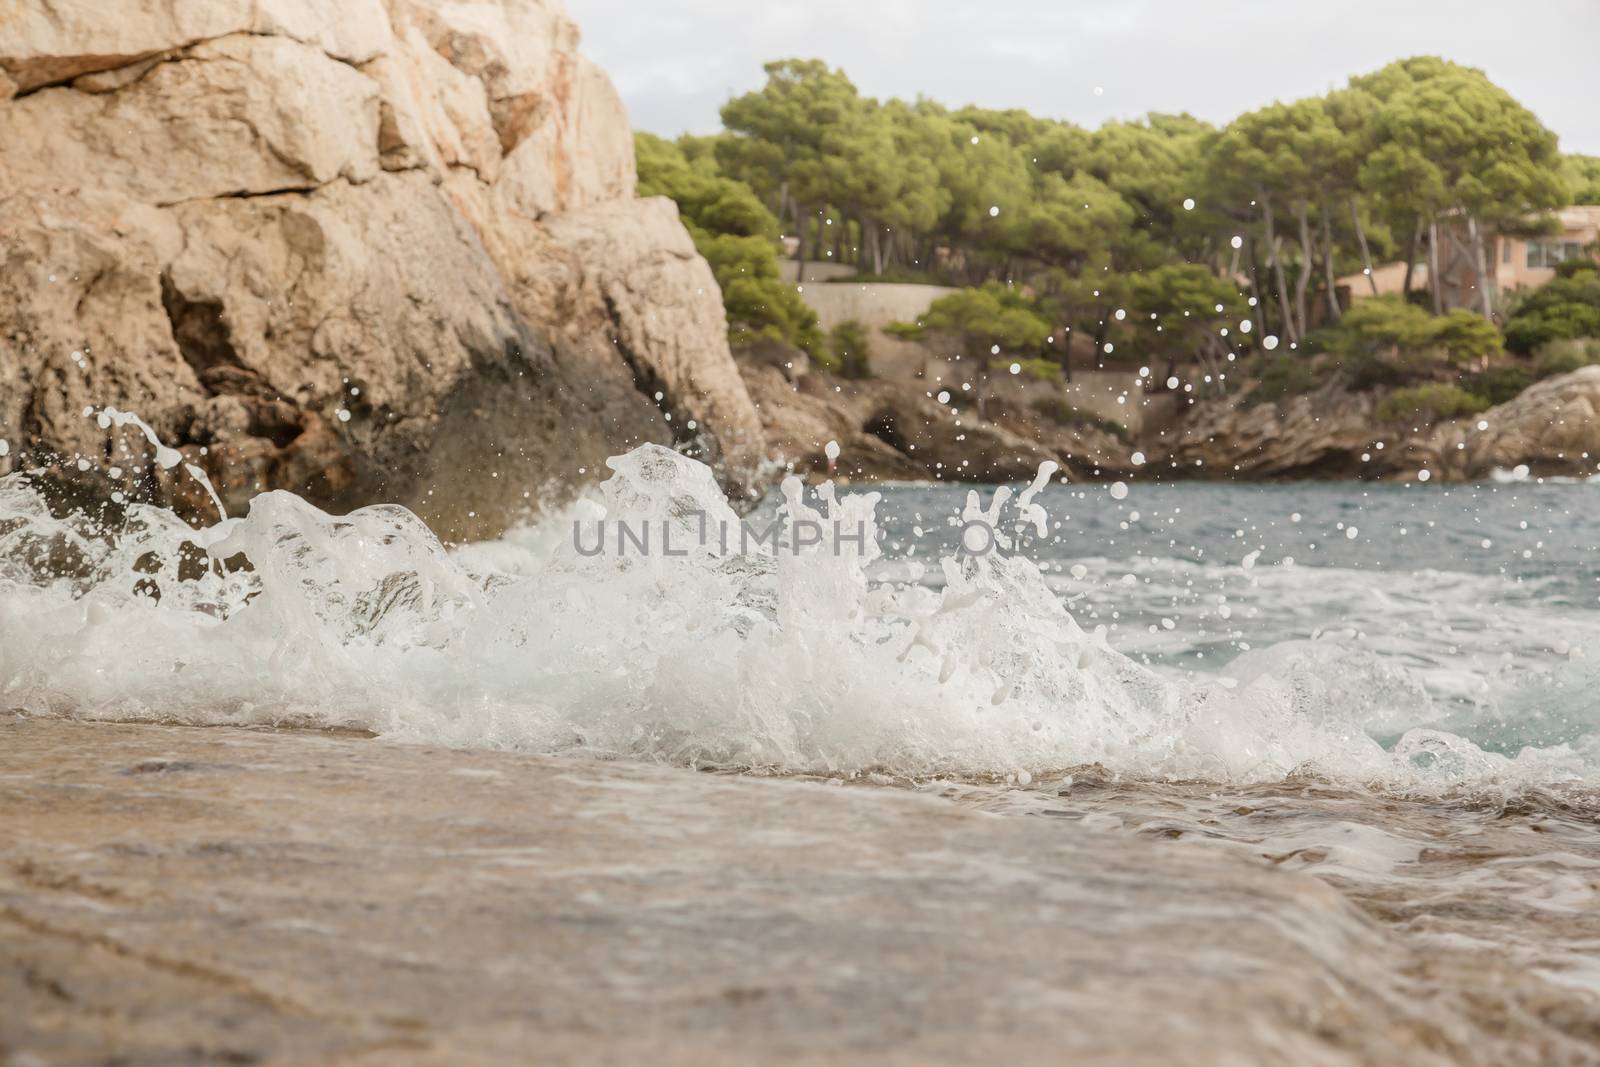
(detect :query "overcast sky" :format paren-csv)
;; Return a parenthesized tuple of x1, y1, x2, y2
(567, 0, 1599, 156)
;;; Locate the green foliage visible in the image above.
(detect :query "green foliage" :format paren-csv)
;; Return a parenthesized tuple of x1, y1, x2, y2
(1532, 338, 1600, 379)
(1125, 264, 1250, 356)
(1316, 297, 1501, 368)
(1358, 59, 1566, 232)
(717, 59, 861, 210)
(1374, 384, 1489, 424)
(1563, 154, 1600, 204)
(1465, 364, 1532, 405)
(998, 358, 1063, 383)
(701, 234, 824, 351)
(635, 132, 775, 239)
(1250, 355, 1329, 402)
(646, 53, 1578, 400)
(1431, 310, 1502, 364)
(1316, 297, 1440, 354)
(892, 283, 1051, 354)
(636, 132, 824, 354)
(1503, 261, 1600, 354)
(830, 320, 873, 379)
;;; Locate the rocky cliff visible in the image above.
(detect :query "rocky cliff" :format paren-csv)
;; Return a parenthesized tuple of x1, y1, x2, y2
(1153, 367, 1600, 483)
(739, 357, 1129, 484)
(0, 0, 764, 538)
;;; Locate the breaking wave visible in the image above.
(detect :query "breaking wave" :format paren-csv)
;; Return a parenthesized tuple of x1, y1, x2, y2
(3, 425, 1597, 792)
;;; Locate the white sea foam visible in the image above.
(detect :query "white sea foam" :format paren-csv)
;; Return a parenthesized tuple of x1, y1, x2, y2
(0, 433, 1593, 791)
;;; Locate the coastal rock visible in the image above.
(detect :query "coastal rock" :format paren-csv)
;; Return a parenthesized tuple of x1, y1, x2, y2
(364, 23, 503, 180)
(390, 0, 575, 153)
(159, 171, 672, 530)
(1155, 387, 1381, 479)
(544, 198, 765, 490)
(0, 187, 198, 491)
(0, 0, 765, 533)
(0, 0, 393, 93)
(1449, 366, 1600, 478)
(4, 715, 1594, 1066)
(0, 35, 383, 205)
(740, 360, 1097, 483)
(1152, 369, 1600, 483)
(493, 55, 635, 219)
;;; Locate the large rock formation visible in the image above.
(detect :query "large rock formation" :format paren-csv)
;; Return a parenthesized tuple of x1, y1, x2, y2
(1150, 368, 1600, 483)
(742, 360, 1132, 483)
(0, 0, 764, 538)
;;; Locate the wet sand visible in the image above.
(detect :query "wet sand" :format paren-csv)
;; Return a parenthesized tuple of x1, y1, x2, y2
(4, 715, 1599, 1065)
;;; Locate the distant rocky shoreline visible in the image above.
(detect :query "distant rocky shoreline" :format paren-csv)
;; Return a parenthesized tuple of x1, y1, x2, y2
(742, 347, 1600, 487)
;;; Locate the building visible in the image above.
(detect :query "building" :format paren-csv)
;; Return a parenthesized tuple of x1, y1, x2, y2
(1493, 206, 1600, 291)
(1339, 205, 1600, 313)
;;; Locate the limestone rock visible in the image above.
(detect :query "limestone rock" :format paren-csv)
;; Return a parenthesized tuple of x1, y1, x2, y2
(363, 23, 502, 180)
(0, 0, 393, 93)
(740, 360, 1073, 483)
(543, 198, 766, 491)
(1152, 369, 1600, 483)
(1452, 366, 1600, 478)
(0, 187, 197, 488)
(0, 0, 767, 530)
(157, 170, 666, 533)
(1156, 387, 1381, 479)
(389, 0, 577, 153)
(0, 34, 382, 205)
(495, 55, 635, 219)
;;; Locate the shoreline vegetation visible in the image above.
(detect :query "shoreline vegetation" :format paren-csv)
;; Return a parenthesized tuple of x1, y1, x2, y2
(640, 56, 1600, 485)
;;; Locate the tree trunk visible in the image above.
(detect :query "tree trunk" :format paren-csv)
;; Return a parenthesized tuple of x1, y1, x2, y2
(1401, 218, 1421, 298)
(1261, 197, 1298, 345)
(1350, 198, 1379, 296)
(1246, 237, 1268, 346)
(1319, 195, 1341, 321)
(1427, 218, 1443, 315)
(1467, 214, 1495, 321)
(1294, 203, 1314, 338)
(793, 202, 808, 281)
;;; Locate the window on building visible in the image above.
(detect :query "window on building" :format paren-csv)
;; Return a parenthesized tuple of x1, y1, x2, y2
(1527, 240, 1589, 269)
(1502, 240, 1512, 264)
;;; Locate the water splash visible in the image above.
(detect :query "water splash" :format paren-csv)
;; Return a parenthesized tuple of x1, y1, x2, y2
(0, 435, 1590, 792)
